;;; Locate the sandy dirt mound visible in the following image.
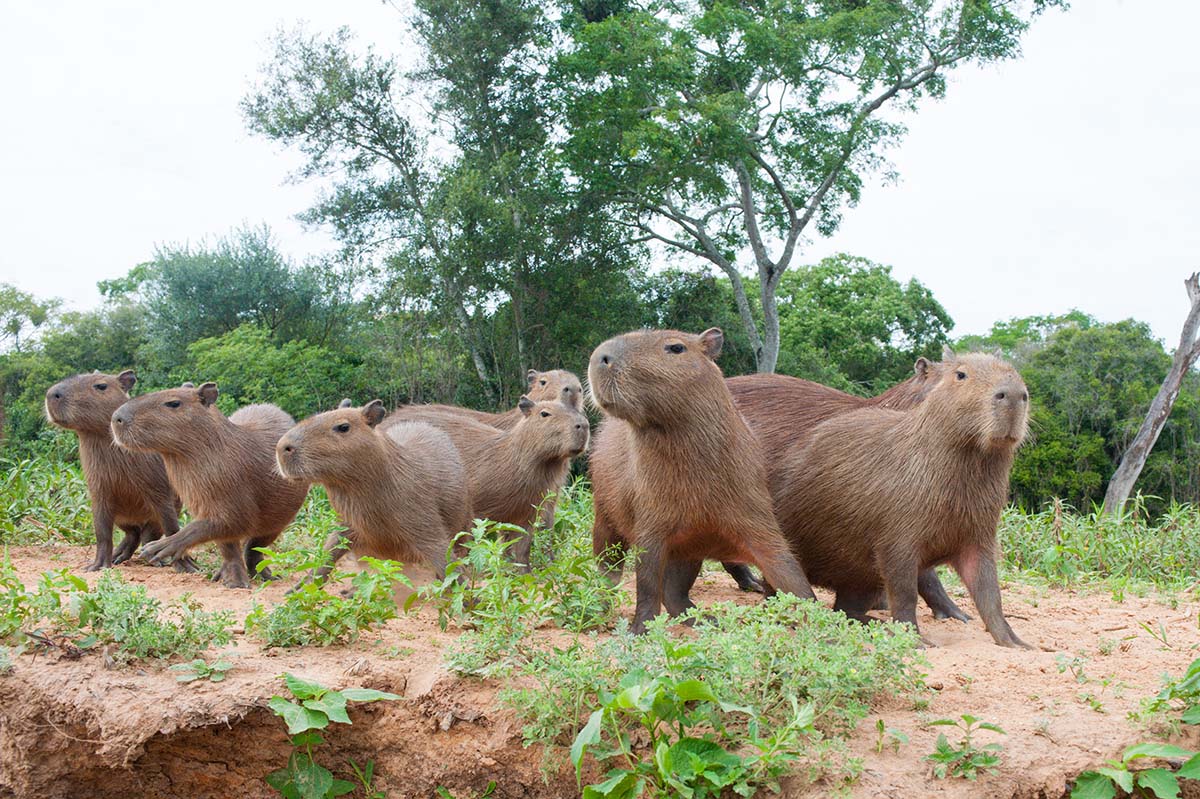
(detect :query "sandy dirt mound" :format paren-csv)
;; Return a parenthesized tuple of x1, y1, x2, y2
(0, 545, 1197, 798)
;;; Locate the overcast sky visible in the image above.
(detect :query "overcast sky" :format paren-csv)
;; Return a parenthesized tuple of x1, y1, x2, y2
(2, 0, 1197, 344)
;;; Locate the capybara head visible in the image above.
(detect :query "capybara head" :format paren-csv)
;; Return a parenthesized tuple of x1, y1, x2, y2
(111, 382, 223, 454)
(588, 328, 725, 426)
(45, 370, 138, 435)
(276, 401, 388, 483)
(515, 396, 590, 457)
(922, 349, 1028, 449)
(526, 369, 583, 410)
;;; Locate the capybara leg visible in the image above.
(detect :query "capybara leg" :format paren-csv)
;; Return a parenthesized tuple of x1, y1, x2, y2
(742, 535, 815, 602)
(833, 588, 876, 624)
(141, 518, 229, 567)
(593, 522, 628, 586)
(509, 527, 534, 574)
(919, 567, 971, 622)
(245, 536, 276, 581)
(722, 562, 765, 594)
(663, 559, 702, 617)
(86, 507, 116, 572)
(954, 545, 1031, 649)
(631, 536, 668, 635)
(880, 551, 924, 641)
(112, 524, 142, 565)
(213, 541, 251, 589)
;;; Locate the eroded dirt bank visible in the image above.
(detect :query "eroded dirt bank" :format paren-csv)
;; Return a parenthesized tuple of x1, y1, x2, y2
(1, 546, 1198, 798)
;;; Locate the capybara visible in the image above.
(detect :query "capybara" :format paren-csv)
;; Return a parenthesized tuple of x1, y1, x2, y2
(718, 356, 968, 621)
(276, 400, 471, 582)
(772, 350, 1031, 648)
(384, 396, 589, 568)
(588, 327, 815, 633)
(111, 383, 310, 588)
(43, 370, 186, 572)
(396, 369, 583, 432)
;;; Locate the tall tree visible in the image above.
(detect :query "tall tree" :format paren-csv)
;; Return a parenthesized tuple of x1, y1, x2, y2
(557, 0, 1062, 372)
(0, 283, 57, 353)
(1104, 273, 1200, 514)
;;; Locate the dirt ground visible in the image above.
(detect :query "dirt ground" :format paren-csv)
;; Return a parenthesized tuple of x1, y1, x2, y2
(0, 545, 1197, 799)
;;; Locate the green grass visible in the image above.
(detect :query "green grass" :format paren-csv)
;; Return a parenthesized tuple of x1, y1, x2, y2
(0, 458, 92, 546)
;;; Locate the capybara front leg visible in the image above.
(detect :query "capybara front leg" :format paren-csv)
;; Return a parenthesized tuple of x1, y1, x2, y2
(919, 567, 971, 622)
(631, 535, 668, 635)
(954, 544, 1031, 649)
(509, 526, 534, 574)
(742, 535, 815, 602)
(141, 518, 229, 567)
(244, 536, 277, 581)
(880, 549, 925, 643)
(722, 562, 765, 593)
(663, 559, 702, 618)
(592, 517, 628, 586)
(112, 524, 142, 565)
(833, 587, 877, 624)
(214, 541, 251, 589)
(86, 506, 116, 572)
(291, 529, 355, 593)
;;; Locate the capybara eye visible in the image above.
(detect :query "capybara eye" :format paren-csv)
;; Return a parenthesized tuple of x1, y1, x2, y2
(955, 371, 967, 381)
(335, 422, 351, 433)
(539, 379, 547, 386)
(95, 384, 107, 391)
(666, 343, 686, 354)
(164, 399, 181, 408)
(540, 411, 550, 418)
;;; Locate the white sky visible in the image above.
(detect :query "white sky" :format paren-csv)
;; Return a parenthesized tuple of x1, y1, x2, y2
(1, 0, 1197, 344)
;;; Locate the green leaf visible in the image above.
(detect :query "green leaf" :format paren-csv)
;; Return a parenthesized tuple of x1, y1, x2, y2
(1094, 767, 1134, 793)
(1136, 768, 1181, 799)
(269, 697, 329, 735)
(329, 778, 357, 797)
(304, 692, 351, 725)
(1176, 752, 1200, 780)
(290, 731, 325, 748)
(290, 756, 334, 799)
(1123, 743, 1196, 763)
(571, 709, 605, 781)
(339, 688, 401, 703)
(284, 674, 327, 701)
(582, 770, 642, 799)
(1182, 705, 1200, 725)
(1070, 772, 1117, 799)
(976, 722, 1006, 735)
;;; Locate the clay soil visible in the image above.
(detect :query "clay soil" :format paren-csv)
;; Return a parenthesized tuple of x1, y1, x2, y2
(0, 545, 1197, 799)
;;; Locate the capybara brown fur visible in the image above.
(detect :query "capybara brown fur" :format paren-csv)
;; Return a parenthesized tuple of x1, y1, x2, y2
(276, 401, 471, 581)
(386, 396, 588, 568)
(111, 383, 310, 588)
(588, 327, 815, 633)
(44, 370, 186, 572)
(395, 369, 583, 432)
(772, 351, 1031, 648)
(719, 356, 968, 621)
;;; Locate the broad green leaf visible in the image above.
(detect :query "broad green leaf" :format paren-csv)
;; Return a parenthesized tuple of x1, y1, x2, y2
(571, 709, 605, 780)
(1136, 768, 1181, 799)
(976, 722, 1006, 735)
(1176, 752, 1200, 780)
(340, 688, 401, 703)
(1182, 705, 1200, 726)
(284, 674, 327, 701)
(1123, 743, 1196, 763)
(269, 697, 329, 735)
(290, 756, 334, 799)
(304, 692, 351, 725)
(582, 770, 642, 799)
(1070, 772, 1117, 799)
(1094, 767, 1133, 793)
(290, 731, 325, 748)
(329, 778, 357, 797)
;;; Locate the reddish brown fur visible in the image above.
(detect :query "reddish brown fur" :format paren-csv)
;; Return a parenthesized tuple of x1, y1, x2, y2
(276, 401, 471, 580)
(111, 383, 310, 588)
(382, 396, 589, 567)
(588, 327, 815, 633)
(773, 352, 1031, 647)
(44, 371, 184, 571)
(396, 369, 583, 432)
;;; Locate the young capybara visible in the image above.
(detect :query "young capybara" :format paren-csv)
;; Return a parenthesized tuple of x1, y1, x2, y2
(275, 400, 471, 582)
(43, 370, 186, 572)
(772, 350, 1031, 648)
(588, 327, 815, 634)
(396, 369, 583, 432)
(110, 383, 310, 588)
(383, 396, 589, 568)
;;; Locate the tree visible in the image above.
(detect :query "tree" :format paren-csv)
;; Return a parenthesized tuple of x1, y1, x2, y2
(557, 0, 1062, 372)
(0, 283, 57, 353)
(1104, 273, 1200, 514)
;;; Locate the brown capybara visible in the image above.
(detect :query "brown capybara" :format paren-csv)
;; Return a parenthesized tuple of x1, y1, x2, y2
(396, 369, 583, 432)
(276, 400, 471, 582)
(111, 383, 310, 588)
(588, 327, 815, 634)
(43, 370, 187, 572)
(772, 350, 1031, 648)
(715, 356, 969, 621)
(383, 396, 589, 568)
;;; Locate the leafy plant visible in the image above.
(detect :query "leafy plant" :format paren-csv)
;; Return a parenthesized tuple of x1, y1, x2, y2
(1071, 743, 1200, 799)
(170, 656, 235, 683)
(925, 715, 1006, 780)
(265, 673, 399, 799)
(874, 719, 909, 754)
(1138, 657, 1200, 729)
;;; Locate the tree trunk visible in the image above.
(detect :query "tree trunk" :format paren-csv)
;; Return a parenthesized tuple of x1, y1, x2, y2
(758, 279, 780, 374)
(1103, 272, 1200, 514)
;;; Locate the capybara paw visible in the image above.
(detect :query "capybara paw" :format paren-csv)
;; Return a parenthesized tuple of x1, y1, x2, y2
(254, 566, 277, 582)
(173, 556, 201, 574)
(219, 572, 251, 590)
(933, 607, 973, 623)
(735, 574, 766, 594)
(83, 558, 110, 573)
(139, 538, 176, 565)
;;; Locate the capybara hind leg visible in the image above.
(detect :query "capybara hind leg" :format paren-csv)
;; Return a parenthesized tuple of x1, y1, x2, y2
(833, 588, 876, 624)
(742, 535, 815, 601)
(214, 541, 251, 589)
(663, 559, 702, 617)
(291, 529, 355, 593)
(880, 550, 925, 642)
(954, 545, 1031, 649)
(919, 567, 971, 622)
(631, 536, 668, 635)
(722, 562, 765, 594)
(112, 524, 142, 565)
(245, 536, 277, 581)
(86, 507, 116, 572)
(508, 527, 534, 574)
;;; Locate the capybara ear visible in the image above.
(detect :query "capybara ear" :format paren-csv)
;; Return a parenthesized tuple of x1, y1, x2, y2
(518, 396, 535, 416)
(180, 381, 194, 388)
(942, 344, 957, 362)
(698, 328, 724, 360)
(338, 398, 353, 409)
(526, 369, 539, 386)
(913, 357, 930, 377)
(362, 399, 386, 427)
(198, 382, 219, 407)
(117, 370, 137, 391)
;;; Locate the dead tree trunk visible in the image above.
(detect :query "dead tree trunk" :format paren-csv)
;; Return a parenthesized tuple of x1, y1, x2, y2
(1103, 272, 1200, 514)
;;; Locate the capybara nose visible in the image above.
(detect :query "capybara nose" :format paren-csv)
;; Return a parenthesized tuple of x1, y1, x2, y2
(51, 391, 62, 400)
(599, 353, 611, 366)
(112, 412, 127, 426)
(994, 391, 1006, 401)
(575, 423, 584, 430)
(282, 444, 294, 454)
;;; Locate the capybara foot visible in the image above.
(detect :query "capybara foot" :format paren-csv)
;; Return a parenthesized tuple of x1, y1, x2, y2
(255, 566, 277, 582)
(210, 560, 251, 589)
(83, 557, 111, 572)
(933, 604, 972, 623)
(995, 634, 1035, 650)
(724, 562, 765, 594)
(140, 536, 187, 567)
(112, 537, 139, 565)
(173, 556, 201, 574)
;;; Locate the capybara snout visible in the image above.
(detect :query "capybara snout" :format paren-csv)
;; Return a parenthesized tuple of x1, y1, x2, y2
(936, 352, 1029, 446)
